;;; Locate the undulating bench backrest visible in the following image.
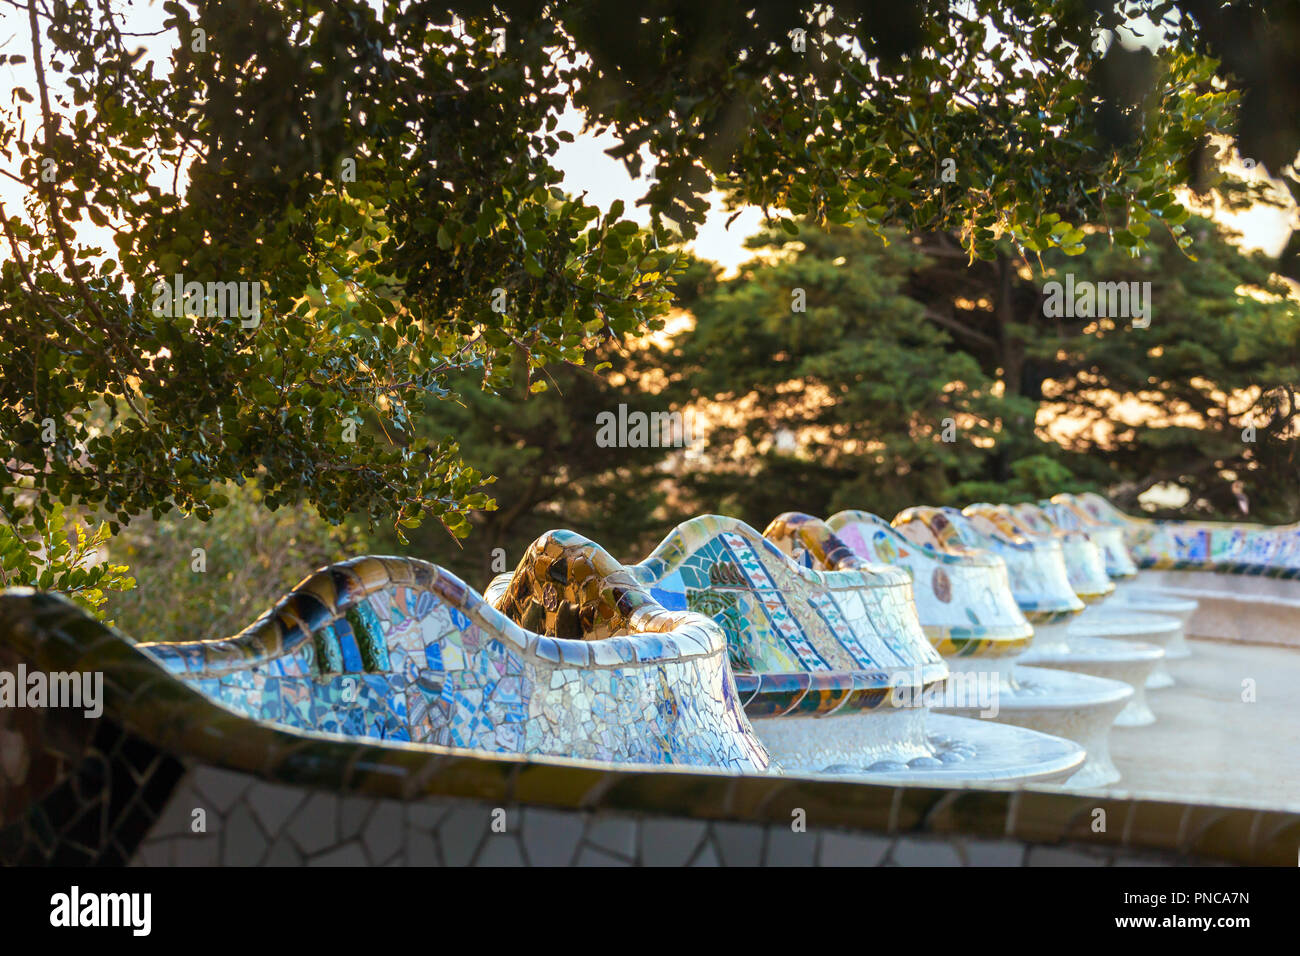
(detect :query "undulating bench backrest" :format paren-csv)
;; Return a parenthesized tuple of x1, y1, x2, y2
(893, 506, 1085, 623)
(817, 511, 1031, 655)
(133, 554, 769, 770)
(622, 515, 947, 691)
(1044, 496, 1139, 578)
(968, 503, 1112, 602)
(762, 512, 872, 573)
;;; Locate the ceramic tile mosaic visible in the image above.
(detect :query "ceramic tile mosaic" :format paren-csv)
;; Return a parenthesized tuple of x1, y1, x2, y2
(1074, 493, 1300, 578)
(608, 515, 949, 718)
(8, 555, 770, 773)
(610, 518, 1096, 781)
(894, 507, 1086, 624)
(1042, 497, 1140, 579)
(967, 503, 1114, 603)
(778, 511, 1036, 658)
(125, 764, 1294, 866)
(5, 582, 1297, 867)
(766, 513, 1136, 789)
(489, 520, 949, 720)
(463, 533, 777, 769)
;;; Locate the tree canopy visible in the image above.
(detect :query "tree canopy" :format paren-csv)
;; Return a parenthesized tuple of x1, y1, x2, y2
(656, 212, 1300, 527)
(0, 1, 1284, 608)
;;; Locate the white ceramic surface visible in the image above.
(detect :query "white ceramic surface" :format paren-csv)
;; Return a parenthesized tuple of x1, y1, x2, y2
(750, 711, 1085, 784)
(933, 661, 1130, 787)
(1020, 625, 1164, 726)
(1070, 608, 1181, 688)
(1111, 580, 1197, 658)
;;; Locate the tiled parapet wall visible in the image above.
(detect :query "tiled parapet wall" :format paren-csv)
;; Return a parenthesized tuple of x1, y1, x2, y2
(124, 764, 1292, 867)
(1075, 492, 1300, 577)
(971, 504, 1114, 603)
(620, 516, 948, 711)
(3, 591, 1298, 866)
(1043, 497, 1140, 580)
(0, 586, 775, 862)
(895, 507, 1084, 625)
(461, 530, 775, 769)
(0, 553, 771, 773)
(770, 511, 1033, 658)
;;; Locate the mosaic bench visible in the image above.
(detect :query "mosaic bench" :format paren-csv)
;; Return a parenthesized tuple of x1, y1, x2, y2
(991, 503, 1115, 604)
(894, 507, 1164, 727)
(1047, 494, 1197, 658)
(767, 512, 1132, 788)
(3, 572, 1298, 867)
(605, 515, 1085, 784)
(1073, 492, 1295, 576)
(769, 511, 1032, 656)
(1074, 493, 1300, 649)
(1, 556, 773, 774)
(893, 506, 1084, 624)
(5, 588, 1296, 867)
(1042, 497, 1139, 580)
(1003, 503, 1181, 686)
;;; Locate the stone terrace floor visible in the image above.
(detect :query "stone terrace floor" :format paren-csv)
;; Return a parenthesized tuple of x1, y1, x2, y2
(1097, 638, 1300, 811)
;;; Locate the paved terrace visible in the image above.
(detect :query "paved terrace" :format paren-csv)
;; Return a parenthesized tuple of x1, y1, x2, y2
(1100, 638, 1300, 812)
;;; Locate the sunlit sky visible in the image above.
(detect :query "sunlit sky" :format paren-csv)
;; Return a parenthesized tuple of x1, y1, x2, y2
(0, 2, 1294, 274)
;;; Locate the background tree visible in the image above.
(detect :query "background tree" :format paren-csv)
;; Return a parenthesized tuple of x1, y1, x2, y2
(1026, 217, 1300, 520)
(0, 1, 1254, 613)
(664, 214, 1300, 526)
(371, 334, 689, 581)
(658, 224, 1044, 526)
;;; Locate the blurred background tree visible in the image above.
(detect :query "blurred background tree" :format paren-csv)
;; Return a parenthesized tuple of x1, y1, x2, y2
(655, 225, 1030, 525)
(645, 214, 1300, 527)
(3, 0, 1296, 629)
(109, 480, 365, 643)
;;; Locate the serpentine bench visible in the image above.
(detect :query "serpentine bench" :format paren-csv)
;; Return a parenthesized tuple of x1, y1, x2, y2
(1073, 493, 1300, 649)
(0, 556, 773, 774)
(895, 507, 1164, 727)
(992, 503, 1115, 603)
(1073, 492, 1293, 575)
(763, 512, 1131, 788)
(1046, 494, 1197, 658)
(603, 515, 1085, 784)
(1042, 498, 1139, 580)
(773, 511, 1032, 655)
(1003, 502, 1181, 686)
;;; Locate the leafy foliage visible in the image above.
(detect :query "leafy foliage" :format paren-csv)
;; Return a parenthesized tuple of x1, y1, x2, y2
(0, 503, 134, 622)
(108, 480, 365, 643)
(0, 1, 1267, 610)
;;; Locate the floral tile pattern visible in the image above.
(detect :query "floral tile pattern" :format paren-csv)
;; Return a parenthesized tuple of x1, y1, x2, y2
(895, 507, 1086, 624)
(775, 511, 1036, 657)
(618, 514, 949, 716)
